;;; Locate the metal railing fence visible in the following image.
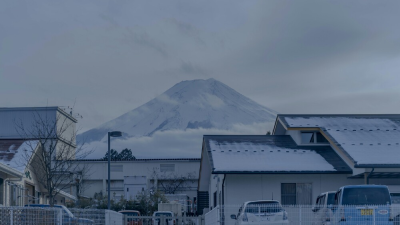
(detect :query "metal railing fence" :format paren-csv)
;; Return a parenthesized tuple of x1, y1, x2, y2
(123, 215, 201, 225)
(205, 204, 400, 225)
(0, 207, 61, 225)
(0, 206, 124, 225)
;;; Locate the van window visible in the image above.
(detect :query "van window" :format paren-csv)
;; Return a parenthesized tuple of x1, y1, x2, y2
(342, 187, 391, 205)
(327, 193, 335, 205)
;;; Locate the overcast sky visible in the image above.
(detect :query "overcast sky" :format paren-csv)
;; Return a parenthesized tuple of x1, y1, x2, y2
(2, 0, 400, 134)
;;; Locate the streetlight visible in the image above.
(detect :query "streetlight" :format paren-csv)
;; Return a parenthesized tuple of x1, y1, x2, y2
(108, 131, 122, 210)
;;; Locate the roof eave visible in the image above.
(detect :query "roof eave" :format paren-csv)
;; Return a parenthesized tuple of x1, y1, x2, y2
(354, 164, 400, 168)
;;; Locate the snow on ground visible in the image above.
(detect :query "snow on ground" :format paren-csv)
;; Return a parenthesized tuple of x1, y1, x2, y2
(284, 116, 400, 165)
(209, 140, 336, 172)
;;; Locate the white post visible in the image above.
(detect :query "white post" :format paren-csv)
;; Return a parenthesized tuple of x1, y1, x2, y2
(10, 209, 13, 225)
(373, 208, 376, 225)
(58, 208, 63, 225)
(299, 205, 302, 225)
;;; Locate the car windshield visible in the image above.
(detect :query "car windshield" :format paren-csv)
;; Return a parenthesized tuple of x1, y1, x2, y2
(245, 202, 282, 213)
(391, 193, 400, 204)
(327, 193, 335, 205)
(155, 213, 172, 217)
(342, 187, 391, 205)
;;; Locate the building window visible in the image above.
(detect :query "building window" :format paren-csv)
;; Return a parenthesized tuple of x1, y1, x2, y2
(110, 165, 123, 172)
(213, 191, 217, 207)
(281, 183, 312, 205)
(301, 132, 329, 144)
(160, 164, 175, 172)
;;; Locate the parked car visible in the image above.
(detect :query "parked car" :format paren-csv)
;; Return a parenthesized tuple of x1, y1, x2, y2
(152, 211, 175, 225)
(330, 185, 392, 225)
(230, 200, 288, 225)
(312, 191, 336, 225)
(390, 193, 400, 225)
(119, 210, 142, 225)
(25, 204, 94, 225)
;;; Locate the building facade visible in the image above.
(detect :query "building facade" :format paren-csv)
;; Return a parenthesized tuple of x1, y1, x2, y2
(78, 158, 200, 210)
(198, 114, 400, 222)
(0, 107, 78, 206)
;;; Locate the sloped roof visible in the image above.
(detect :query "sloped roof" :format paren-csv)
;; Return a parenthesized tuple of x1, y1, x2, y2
(203, 135, 351, 174)
(277, 114, 400, 167)
(0, 139, 38, 172)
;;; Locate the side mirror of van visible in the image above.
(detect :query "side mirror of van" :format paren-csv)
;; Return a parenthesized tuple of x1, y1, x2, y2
(230, 215, 237, 220)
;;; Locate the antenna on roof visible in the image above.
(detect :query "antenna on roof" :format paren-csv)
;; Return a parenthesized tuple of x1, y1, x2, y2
(272, 192, 273, 200)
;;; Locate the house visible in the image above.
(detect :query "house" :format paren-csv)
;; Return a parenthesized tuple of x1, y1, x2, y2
(77, 158, 200, 212)
(198, 114, 400, 217)
(0, 107, 79, 206)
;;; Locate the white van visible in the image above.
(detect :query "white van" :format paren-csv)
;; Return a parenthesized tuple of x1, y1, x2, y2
(312, 191, 336, 225)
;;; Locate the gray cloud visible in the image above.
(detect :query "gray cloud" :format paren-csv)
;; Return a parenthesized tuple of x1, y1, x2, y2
(1, 0, 400, 134)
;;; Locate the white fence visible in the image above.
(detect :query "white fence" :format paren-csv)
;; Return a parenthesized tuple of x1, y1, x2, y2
(205, 206, 220, 225)
(0, 206, 124, 225)
(70, 208, 123, 225)
(123, 215, 201, 225)
(105, 210, 123, 225)
(205, 204, 400, 225)
(0, 207, 62, 225)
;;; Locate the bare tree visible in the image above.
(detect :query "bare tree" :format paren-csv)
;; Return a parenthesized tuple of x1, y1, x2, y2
(149, 167, 197, 194)
(15, 108, 92, 206)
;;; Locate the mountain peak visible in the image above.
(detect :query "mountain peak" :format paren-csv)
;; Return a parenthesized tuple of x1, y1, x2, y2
(78, 79, 277, 143)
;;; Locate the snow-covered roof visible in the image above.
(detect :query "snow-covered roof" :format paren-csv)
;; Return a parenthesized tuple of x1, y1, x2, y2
(0, 140, 39, 172)
(278, 115, 400, 167)
(203, 135, 351, 173)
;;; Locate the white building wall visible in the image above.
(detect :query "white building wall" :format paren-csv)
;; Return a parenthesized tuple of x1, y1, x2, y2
(80, 160, 200, 201)
(223, 174, 364, 206)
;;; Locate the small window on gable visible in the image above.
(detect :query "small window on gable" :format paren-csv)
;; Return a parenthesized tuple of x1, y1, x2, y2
(301, 132, 314, 143)
(301, 132, 329, 144)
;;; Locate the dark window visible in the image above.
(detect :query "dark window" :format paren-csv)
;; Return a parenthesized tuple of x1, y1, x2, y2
(316, 132, 329, 143)
(281, 183, 296, 205)
(302, 132, 329, 144)
(301, 133, 314, 144)
(327, 193, 335, 205)
(281, 183, 312, 205)
(342, 187, 391, 205)
(213, 191, 217, 207)
(245, 201, 282, 213)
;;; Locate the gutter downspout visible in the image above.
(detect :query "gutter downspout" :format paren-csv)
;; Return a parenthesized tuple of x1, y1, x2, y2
(222, 175, 226, 225)
(366, 168, 375, 185)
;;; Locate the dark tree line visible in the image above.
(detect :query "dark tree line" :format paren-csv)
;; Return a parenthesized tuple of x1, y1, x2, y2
(102, 148, 135, 160)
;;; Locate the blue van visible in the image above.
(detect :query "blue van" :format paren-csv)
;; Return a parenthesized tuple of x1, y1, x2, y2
(330, 185, 393, 225)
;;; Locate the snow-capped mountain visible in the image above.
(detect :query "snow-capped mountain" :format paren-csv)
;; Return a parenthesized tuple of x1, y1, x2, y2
(78, 78, 277, 143)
